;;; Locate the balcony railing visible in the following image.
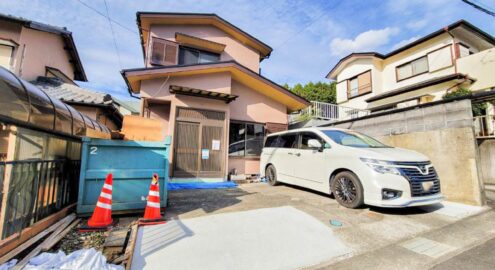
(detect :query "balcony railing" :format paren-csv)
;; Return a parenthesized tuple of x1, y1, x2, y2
(289, 101, 370, 124)
(474, 114, 495, 138)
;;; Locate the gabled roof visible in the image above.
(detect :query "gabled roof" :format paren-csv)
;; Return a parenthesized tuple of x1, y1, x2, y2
(121, 61, 309, 112)
(0, 13, 87, 81)
(326, 20, 495, 80)
(136, 12, 273, 61)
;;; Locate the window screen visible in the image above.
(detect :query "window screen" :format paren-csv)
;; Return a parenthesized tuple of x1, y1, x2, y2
(179, 47, 220, 65)
(397, 56, 428, 81)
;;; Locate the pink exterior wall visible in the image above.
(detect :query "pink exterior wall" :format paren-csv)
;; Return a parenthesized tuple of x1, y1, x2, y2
(229, 80, 288, 123)
(141, 73, 289, 177)
(147, 24, 261, 72)
(1, 24, 75, 81)
(0, 21, 22, 43)
(16, 28, 75, 81)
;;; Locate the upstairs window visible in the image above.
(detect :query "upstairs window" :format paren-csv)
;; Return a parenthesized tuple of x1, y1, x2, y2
(179, 46, 220, 65)
(347, 70, 372, 99)
(396, 56, 428, 81)
(150, 37, 178, 66)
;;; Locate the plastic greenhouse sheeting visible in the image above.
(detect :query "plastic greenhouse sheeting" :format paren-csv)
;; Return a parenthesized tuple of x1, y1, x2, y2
(0, 249, 123, 270)
(0, 66, 109, 137)
(168, 181, 237, 190)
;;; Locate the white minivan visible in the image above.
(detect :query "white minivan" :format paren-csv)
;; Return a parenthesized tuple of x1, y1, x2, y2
(260, 127, 443, 208)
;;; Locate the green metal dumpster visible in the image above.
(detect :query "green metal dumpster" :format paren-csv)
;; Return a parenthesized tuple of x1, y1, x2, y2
(77, 137, 170, 214)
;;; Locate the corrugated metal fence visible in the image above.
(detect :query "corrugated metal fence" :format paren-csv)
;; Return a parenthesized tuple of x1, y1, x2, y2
(0, 159, 80, 239)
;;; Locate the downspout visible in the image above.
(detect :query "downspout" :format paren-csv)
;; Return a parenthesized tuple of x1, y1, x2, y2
(445, 27, 458, 74)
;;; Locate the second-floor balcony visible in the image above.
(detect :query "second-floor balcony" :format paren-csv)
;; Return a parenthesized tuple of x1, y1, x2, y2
(289, 101, 370, 124)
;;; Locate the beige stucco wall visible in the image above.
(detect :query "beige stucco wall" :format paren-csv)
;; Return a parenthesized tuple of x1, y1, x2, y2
(228, 158, 260, 175)
(377, 127, 482, 205)
(148, 24, 260, 72)
(335, 33, 495, 110)
(458, 48, 495, 91)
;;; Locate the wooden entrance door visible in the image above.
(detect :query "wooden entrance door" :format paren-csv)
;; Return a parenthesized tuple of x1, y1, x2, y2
(173, 108, 225, 178)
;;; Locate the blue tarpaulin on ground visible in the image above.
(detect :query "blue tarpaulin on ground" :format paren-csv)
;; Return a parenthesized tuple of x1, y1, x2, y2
(167, 182, 237, 190)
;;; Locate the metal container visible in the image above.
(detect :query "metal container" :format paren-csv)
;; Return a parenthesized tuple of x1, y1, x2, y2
(77, 137, 170, 214)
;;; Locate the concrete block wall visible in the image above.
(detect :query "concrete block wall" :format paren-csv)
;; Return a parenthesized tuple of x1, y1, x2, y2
(329, 99, 483, 205)
(332, 99, 474, 137)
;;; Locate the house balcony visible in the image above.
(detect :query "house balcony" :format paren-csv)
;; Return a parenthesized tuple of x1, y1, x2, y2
(457, 48, 495, 92)
(474, 114, 495, 139)
(288, 101, 370, 125)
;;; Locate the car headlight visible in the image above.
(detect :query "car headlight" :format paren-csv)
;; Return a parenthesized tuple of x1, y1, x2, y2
(360, 158, 401, 175)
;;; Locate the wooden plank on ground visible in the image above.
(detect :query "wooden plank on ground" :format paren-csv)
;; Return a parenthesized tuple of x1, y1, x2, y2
(0, 214, 75, 265)
(13, 218, 79, 270)
(0, 203, 76, 258)
(124, 223, 138, 270)
(41, 219, 80, 251)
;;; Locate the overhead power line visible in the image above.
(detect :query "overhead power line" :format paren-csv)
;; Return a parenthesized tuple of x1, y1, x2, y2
(75, 0, 138, 34)
(273, 1, 341, 50)
(462, 0, 495, 17)
(103, 0, 122, 68)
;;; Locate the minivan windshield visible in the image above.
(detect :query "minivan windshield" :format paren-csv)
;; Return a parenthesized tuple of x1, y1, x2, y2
(322, 130, 390, 148)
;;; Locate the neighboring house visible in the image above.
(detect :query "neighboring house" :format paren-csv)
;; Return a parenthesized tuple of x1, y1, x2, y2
(33, 76, 129, 130)
(0, 13, 86, 83)
(326, 20, 495, 113)
(121, 12, 309, 178)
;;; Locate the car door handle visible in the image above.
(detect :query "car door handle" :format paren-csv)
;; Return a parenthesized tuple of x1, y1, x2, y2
(295, 153, 301, 157)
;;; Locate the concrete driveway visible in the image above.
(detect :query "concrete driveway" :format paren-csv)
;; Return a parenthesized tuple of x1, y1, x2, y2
(133, 183, 488, 269)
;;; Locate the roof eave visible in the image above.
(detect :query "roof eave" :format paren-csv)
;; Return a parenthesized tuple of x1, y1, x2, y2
(136, 12, 273, 60)
(121, 61, 309, 109)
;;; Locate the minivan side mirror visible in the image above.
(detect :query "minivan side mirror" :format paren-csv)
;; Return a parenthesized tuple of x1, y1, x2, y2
(307, 139, 322, 151)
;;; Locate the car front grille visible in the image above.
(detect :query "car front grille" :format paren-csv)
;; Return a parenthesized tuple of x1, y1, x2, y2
(396, 162, 441, 197)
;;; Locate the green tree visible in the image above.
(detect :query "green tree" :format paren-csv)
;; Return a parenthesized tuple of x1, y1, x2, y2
(284, 81, 336, 103)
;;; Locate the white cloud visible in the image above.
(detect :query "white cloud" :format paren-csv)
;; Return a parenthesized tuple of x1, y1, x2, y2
(392, 35, 421, 50)
(407, 19, 428, 30)
(330, 27, 400, 56)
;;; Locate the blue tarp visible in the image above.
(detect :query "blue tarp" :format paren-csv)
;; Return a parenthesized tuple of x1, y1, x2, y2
(167, 181, 238, 191)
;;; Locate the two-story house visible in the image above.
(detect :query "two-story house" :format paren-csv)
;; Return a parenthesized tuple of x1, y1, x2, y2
(121, 12, 309, 179)
(326, 20, 495, 113)
(0, 13, 86, 83)
(0, 13, 134, 130)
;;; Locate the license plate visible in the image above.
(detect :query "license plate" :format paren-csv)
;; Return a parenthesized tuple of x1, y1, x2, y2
(421, 181, 434, 191)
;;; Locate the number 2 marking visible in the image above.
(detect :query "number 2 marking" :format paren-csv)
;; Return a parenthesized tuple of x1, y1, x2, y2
(90, 146, 98, 155)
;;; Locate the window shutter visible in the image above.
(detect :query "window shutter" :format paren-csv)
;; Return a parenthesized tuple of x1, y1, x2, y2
(150, 38, 178, 66)
(357, 71, 371, 94)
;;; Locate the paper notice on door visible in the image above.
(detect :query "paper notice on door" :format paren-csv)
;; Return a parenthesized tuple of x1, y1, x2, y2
(212, 140, 220, 150)
(202, 149, 209, 159)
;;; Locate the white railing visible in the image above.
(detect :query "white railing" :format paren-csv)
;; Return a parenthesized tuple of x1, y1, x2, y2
(289, 101, 371, 124)
(474, 114, 495, 138)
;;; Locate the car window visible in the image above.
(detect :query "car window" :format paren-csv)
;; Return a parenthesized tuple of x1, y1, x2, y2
(264, 136, 278, 148)
(322, 130, 389, 148)
(299, 132, 324, 149)
(278, 133, 298, 148)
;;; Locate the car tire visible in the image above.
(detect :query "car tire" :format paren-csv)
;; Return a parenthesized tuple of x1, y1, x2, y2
(265, 165, 279, 186)
(331, 171, 364, 209)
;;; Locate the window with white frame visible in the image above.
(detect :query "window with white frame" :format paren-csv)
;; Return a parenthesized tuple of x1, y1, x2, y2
(0, 45, 14, 70)
(349, 78, 359, 97)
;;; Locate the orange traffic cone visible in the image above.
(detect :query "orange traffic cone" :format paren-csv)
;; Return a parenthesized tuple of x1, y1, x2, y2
(79, 173, 114, 232)
(139, 173, 166, 226)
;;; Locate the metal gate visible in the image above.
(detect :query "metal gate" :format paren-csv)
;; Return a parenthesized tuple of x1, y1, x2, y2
(173, 108, 225, 178)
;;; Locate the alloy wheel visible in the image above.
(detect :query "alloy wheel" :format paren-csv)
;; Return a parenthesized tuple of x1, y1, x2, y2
(335, 176, 357, 203)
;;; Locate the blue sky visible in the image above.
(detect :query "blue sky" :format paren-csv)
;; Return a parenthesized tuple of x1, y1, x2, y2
(1, 0, 494, 100)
